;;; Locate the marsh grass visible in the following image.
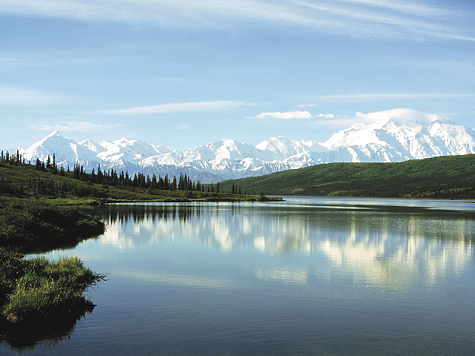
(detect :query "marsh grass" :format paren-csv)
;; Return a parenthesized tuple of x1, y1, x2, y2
(0, 249, 106, 346)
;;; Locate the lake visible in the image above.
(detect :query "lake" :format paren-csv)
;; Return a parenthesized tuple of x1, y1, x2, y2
(3, 197, 475, 355)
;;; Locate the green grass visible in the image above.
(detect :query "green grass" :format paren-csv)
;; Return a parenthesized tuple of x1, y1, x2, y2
(1, 253, 105, 324)
(0, 198, 105, 253)
(0, 199, 106, 345)
(218, 154, 475, 200)
(0, 249, 106, 345)
(0, 164, 109, 345)
(0, 200, 106, 339)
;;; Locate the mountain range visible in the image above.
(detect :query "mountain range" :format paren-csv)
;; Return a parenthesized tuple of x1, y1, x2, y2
(18, 109, 475, 183)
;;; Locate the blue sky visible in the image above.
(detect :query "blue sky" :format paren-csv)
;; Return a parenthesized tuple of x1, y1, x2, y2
(1, 0, 474, 150)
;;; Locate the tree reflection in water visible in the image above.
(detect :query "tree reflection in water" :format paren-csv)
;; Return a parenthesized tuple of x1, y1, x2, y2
(1, 306, 93, 350)
(85, 202, 475, 289)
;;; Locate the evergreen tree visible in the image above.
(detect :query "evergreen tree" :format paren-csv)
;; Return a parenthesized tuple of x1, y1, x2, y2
(35, 157, 42, 170)
(97, 164, 103, 184)
(151, 173, 157, 189)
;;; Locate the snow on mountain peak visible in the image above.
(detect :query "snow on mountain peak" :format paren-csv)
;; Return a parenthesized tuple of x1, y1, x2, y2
(14, 109, 475, 182)
(78, 138, 106, 154)
(322, 109, 455, 151)
(47, 130, 62, 137)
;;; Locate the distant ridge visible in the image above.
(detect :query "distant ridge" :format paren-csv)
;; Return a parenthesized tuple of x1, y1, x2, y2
(218, 154, 475, 200)
(17, 109, 475, 183)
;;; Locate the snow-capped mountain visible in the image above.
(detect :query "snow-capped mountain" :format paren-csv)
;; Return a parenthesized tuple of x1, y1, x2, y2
(323, 109, 475, 163)
(18, 109, 475, 183)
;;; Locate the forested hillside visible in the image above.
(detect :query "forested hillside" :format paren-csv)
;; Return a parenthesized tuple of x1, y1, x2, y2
(0, 152, 262, 203)
(219, 154, 475, 200)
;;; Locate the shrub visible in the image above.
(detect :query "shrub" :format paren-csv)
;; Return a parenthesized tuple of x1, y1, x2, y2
(1, 254, 105, 326)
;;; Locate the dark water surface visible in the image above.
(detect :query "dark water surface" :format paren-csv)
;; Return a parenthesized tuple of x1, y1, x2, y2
(3, 197, 475, 355)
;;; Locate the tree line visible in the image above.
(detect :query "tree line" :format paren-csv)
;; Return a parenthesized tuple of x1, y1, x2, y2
(0, 151, 247, 198)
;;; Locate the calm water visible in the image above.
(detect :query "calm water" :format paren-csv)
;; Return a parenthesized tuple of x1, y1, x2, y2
(3, 197, 475, 355)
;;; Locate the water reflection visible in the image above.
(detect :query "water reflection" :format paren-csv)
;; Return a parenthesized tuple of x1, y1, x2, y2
(88, 202, 475, 290)
(7, 199, 475, 356)
(119, 269, 238, 289)
(0, 309, 92, 351)
(254, 266, 309, 285)
(321, 211, 473, 289)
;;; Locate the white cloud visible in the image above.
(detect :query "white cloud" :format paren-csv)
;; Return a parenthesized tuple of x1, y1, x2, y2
(316, 108, 445, 128)
(0, 84, 63, 106)
(256, 111, 313, 120)
(31, 121, 121, 132)
(315, 113, 335, 119)
(102, 101, 245, 115)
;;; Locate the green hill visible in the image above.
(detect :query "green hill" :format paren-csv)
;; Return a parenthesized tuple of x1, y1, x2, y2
(0, 158, 268, 203)
(219, 154, 475, 200)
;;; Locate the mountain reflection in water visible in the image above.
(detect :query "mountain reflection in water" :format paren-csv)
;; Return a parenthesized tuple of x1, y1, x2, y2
(5, 198, 475, 355)
(87, 201, 474, 290)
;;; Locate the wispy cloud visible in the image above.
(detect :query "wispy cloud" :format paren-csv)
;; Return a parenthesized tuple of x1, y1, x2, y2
(315, 113, 335, 119)
(333, 0, 450, 17)
(313, 108, 449, 128)
(0, 84, 63, 106)
(297, 103, 319, 108)
(317, 115, 376, 127)
(0, 56, 100, 67)
(0, 57, 31, 65)
(291, 0, 474, 40)
(318, 93, 475, 101)
(256, 111, 313, 119)
(102, 100, 245, 115)
(176, 124, 191, 131)
(0, 0, 302, 27)
(31, 121, 122, 132)
(1, 0, 473, 41)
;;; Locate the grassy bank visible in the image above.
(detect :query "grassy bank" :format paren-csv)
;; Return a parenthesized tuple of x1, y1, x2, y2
(0, 250, 105, 334)
(0, 198, 106, 347)
(0, 198, 104, 253)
